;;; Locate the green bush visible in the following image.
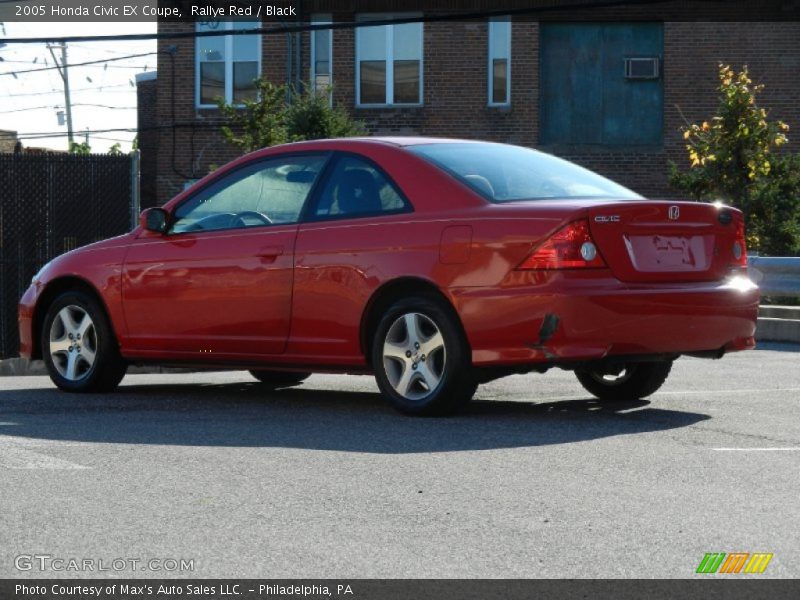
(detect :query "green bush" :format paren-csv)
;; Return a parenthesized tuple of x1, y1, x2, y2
(285, 86, 365, 142)
(670, 65, 799, 256)
(217, 79, 364, 155)
(217, 78, 288, 153)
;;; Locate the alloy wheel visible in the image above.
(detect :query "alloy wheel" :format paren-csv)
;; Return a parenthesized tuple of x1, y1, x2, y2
(382, 312, 446, 401)
(49, 305, 97, 381)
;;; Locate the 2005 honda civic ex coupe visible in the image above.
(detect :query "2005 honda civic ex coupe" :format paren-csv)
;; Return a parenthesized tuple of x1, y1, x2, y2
(19, 138, 759, 415)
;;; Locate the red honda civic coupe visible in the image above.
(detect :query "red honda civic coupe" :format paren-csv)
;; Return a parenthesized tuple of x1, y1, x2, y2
(19, 138, 759, 415)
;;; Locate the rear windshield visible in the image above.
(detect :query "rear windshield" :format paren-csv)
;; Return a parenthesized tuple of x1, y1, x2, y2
(408, 142, 642, 202)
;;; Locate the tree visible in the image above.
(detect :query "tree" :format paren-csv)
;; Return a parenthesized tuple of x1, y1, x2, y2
(108, 143, 124, 156)
(285, 85, 365, 141)
(68, 141, 91, 155)
(670, 64, 798, 255)
(217, 79, 289, 153)
(217, 79, 364, 154)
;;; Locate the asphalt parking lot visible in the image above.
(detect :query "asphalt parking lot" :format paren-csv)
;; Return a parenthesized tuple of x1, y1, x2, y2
(1, 343, 799, 579)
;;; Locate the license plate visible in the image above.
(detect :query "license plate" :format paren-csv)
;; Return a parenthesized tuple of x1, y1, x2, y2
(624, 234, 711, 272)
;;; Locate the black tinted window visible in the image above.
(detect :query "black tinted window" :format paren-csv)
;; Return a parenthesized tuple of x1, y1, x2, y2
(314, 156, 409, 219)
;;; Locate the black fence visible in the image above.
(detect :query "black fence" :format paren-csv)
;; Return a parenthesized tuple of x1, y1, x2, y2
(0, 152, 137, 359)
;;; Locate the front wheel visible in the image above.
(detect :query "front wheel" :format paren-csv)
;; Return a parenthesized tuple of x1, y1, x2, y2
(41, 291, 127, 393)
(575, 361, 673, 402)
(372, 296, 476, 416)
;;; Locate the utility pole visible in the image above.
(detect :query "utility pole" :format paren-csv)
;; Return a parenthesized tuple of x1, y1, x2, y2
(47, 43, 74, 144)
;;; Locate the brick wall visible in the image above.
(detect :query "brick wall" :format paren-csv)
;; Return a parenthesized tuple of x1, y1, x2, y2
(323, 18, 538, 145)
(662, 21, 800, 195)
(149, 13, 800, 204)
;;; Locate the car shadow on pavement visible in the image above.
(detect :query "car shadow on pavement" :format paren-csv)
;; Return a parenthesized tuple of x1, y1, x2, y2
(0, 380, 710, 454)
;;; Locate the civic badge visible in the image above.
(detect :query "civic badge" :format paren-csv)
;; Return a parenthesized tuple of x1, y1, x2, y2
(668, 206, 680, 220)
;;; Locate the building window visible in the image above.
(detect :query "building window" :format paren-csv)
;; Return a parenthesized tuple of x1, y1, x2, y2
(356, 14, 423, 107)
(310, 15, 333, 102)
(488, 18, 511, 106)
(196, 21, 261, 108)
(539, 22, 664, 146)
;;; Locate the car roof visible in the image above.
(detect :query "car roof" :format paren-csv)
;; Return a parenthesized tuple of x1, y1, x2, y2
(257, 136, 488, 152)
(350, 136, 486, 147)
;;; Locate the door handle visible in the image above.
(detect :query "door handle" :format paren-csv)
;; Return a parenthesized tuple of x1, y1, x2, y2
(257, 246, 284, 261)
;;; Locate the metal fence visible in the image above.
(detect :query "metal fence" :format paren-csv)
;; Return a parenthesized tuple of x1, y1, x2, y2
(748, 257, 800, 297)
(0, 152, 138, 358)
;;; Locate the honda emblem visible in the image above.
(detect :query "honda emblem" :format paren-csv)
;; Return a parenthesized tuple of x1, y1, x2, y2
(668, 206, 680, 220)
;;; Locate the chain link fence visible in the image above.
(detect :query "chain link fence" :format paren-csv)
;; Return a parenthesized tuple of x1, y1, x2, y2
(0, 152, 138, 358)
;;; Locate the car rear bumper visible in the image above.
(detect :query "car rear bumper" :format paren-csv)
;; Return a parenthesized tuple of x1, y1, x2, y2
(452, 274, 760, 366)
(17, 283, 39, 359)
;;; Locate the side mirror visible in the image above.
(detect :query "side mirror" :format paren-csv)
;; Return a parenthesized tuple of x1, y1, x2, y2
(140, 207, 169, 234)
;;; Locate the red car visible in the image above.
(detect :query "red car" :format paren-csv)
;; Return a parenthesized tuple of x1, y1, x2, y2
(18, 138, 759, 415)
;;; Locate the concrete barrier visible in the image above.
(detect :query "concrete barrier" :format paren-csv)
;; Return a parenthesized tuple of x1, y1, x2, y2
(748, 257, 800, 344)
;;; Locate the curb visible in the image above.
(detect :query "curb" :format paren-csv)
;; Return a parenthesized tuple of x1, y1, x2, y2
(0, 358, 198, 377)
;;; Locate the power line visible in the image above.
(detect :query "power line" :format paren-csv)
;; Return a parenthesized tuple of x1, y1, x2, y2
(0, 103, 136, 113)
(4, 82, 133, 97)
(0, 51, 157, 77)
(91, 135, 136, 142)
(1, 58, 152, 69)
(14, 122, 219, 140)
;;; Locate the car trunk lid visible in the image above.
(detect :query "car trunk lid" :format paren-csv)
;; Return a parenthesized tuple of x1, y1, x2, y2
(587, 201, 743, 283)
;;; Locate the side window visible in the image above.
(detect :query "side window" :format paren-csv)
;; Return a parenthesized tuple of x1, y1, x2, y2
(313, 156, 409, 219)
(171, 155, 327, 234)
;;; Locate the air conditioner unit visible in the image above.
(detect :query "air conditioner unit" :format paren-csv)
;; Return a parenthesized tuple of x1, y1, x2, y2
(624, 57, 660, 80)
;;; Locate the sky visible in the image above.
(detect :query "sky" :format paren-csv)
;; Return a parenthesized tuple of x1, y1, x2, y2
(0, 22, 157, 153)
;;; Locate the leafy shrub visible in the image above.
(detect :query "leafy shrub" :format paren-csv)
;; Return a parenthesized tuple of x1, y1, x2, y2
(217, 79, 364, 154)
(670, 65, 799, 256)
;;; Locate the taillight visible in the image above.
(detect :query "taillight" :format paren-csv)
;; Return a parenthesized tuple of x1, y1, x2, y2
(733, 218, 747, 267)
(517, 219, 607, 270)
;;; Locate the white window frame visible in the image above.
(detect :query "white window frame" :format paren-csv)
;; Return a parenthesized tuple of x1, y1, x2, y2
(195, 21, 262, 109)
(355, 13, 424, 108)
(488, 17, 512, 107)
(310, 14, 333, 106)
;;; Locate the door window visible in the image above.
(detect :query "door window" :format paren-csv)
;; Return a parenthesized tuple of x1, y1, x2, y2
(312, 155, 410, 219)
(171, 155, 327, 234)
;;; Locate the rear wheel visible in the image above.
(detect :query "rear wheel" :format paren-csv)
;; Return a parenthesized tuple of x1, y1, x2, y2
(41, 291, 127, 393)
(249, 370, 310, 386)
(372, 296, 476, 416)
(575, 361, 672, 402)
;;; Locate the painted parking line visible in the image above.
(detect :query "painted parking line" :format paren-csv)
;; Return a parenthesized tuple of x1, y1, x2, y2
(657, 388, 800, 396)
(712, 447, 800, 452)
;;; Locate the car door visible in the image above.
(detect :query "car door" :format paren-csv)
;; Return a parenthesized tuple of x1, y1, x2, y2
(122, 153, 328, 358)
(290, 153, 415, 360)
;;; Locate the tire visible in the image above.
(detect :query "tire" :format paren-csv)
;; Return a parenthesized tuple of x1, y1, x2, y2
(575, 361, 673, 402)
(41, 290, 127, 393)
(248, 370, 311, 386)
(371, 295, 477, 416)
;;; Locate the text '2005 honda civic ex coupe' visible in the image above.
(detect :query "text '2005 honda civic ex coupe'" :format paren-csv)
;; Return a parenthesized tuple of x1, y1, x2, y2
(18, 138, 759, 415)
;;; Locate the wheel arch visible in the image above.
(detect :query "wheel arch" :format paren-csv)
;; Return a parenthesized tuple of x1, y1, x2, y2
(359, 277, 470, 368)
(31, 276, 117, 360)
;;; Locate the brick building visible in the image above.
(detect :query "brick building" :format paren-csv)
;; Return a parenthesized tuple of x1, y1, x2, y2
(140, 1, 800, 204)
